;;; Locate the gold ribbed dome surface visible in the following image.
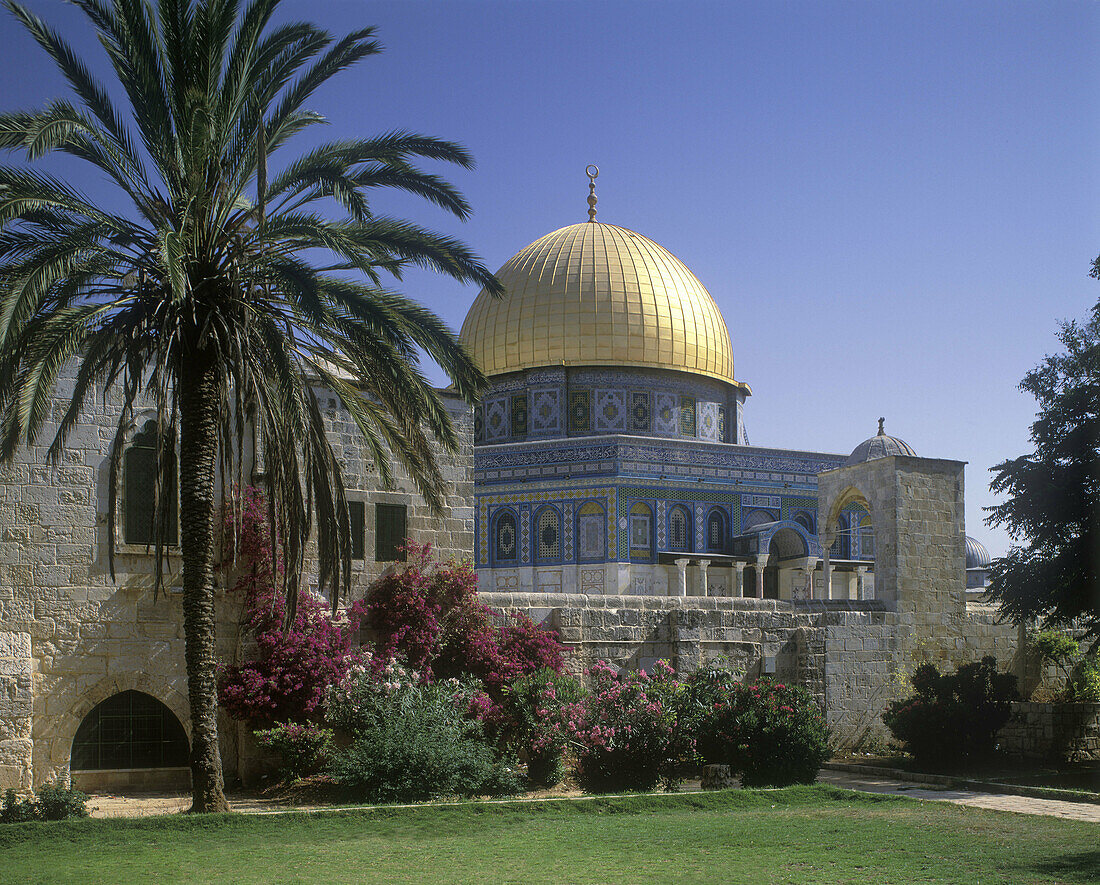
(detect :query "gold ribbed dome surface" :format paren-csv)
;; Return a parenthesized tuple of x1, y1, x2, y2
(460, 222, 740, 386)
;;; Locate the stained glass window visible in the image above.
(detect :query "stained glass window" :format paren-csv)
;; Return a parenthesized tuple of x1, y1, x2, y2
(629, 502, 652, 561)
(630, 391, 650, 431)
(536, 507, 561, 562)
(679, 395, 696, 436)
(669, 505, 690, 552)
(494, 511, 517, 562)
(569, 390, 591, 433)
(511, 394, 528, 437)
(707, 508, 726, 552)
(577, 501, 605, 561)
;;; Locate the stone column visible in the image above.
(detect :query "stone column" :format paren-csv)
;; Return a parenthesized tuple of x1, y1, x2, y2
(800, 557, 819, 600)
(821, 536, 833, 601)
(733, 561, 745, 597)
(855, 565, 868, 600)
(754, 554, 769, 598)
(675, 558, 689, 597)
(698, 559, 710, 597)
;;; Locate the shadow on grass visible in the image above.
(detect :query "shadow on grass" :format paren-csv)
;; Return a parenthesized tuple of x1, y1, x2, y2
(1020, 850, 1100, 883)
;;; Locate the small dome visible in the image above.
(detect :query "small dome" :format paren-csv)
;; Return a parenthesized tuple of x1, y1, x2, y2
(965, 536, 991, 569)
(460, 221, 746, 388)
(844, 418, 917, 467)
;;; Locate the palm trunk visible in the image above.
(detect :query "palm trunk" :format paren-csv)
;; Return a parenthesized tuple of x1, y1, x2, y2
(178, 344, 231, 813)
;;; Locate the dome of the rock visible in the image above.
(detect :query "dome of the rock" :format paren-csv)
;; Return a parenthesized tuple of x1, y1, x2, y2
(460, 221, 745, 389)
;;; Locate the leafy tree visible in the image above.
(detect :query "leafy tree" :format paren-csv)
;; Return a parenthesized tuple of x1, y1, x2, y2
(0, 0, 500, 812)
(985, 290, 1100, 638)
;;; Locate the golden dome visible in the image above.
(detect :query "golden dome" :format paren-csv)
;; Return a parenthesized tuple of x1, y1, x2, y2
(460, 222, 746, 389)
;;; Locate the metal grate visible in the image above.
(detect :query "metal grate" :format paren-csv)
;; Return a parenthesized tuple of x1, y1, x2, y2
(71, 690, 189, 771)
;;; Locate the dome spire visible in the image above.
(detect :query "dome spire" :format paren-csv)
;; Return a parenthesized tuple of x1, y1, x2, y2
(586, 165, 599, 222)
(878, 416, 885, 436)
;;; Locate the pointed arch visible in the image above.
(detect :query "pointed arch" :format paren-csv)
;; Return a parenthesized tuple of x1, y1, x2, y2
(491, 508, 518, 565)
(534, 505, 562, 563)
(706, 507, 727, 553)
(576, 500, 606, 562)
(668, 504, 691, 552)
(629, 501, 653, 562)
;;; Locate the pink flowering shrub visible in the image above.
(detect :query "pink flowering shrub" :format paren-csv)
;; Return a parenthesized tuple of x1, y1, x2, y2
(217, 488, 365, 726)
(566, 660, 688, 793)
(695, 674, 830, 786)
(363, 544, 565, 709)
(501, 669, 584, 787)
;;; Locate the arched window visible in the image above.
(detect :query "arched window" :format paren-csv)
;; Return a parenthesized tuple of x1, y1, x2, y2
(742, 509, 776, 532)
(493, 510, 518, 563)
(535, 507, 562, 563)
(830, 514, 850, 559)
(668, 505, 690, 552)
(629, 502, 652, 561)
(706, 508, 727, 553)
(124, 420, 177, 545)
(577, 501, 606, 562)
(859, 513, 874, 559)
(793, 511, 815, 535)
(71, 691, 189, 771)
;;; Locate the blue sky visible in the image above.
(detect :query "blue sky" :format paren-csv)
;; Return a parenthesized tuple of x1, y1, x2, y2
(2, 0, 1098, 555)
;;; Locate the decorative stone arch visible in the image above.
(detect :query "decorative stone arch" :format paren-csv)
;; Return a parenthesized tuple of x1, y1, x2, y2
(34, 671, 189, 785)
(749, 518, 821, 558)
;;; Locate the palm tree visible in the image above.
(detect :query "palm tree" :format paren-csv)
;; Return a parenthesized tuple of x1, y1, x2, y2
(0, 0, 501, 813)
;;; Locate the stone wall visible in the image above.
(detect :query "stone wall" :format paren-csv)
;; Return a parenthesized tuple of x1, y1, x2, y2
(0, 362, 474, 788)
(0, 632, 33, 789)
(998, 702, 1100, 762)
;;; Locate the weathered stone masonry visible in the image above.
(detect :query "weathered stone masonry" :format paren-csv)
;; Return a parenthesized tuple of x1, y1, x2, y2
(0, 363, 474, 790)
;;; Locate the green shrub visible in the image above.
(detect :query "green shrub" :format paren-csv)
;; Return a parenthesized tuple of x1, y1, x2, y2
(1069, 657, 1100, 702)
(253, 723, 335, 782)
(325, 668, 519, 803)
(1, 782, 88, 823)
(883, 656, 1017, 764)
(688, 672, 830, 787)
(327, 700, 520, 803)
(501, 669, 584, 789)
(1, 789, 36, 824)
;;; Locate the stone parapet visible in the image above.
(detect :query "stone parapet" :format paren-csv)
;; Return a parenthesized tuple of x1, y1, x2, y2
(998, 702, 1100, 762)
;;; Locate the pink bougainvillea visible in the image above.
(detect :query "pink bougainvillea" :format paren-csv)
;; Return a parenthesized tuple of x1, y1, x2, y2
(217, 488, 364, 726)
(363, 543, 566, 706)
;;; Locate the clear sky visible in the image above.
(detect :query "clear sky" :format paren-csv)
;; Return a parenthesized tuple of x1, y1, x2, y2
(2, 0, 1098, 556)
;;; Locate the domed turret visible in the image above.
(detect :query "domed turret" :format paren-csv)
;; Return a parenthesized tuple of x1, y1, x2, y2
(965, 536, 991, 570)
(844, 418, 917, 467)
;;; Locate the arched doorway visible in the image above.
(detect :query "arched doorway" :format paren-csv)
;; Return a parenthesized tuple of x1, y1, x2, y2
(71, 691, 190, 790)
(764, 527, 809, 600)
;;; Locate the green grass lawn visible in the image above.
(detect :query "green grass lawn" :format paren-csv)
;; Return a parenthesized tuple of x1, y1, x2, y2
(1, 786, 1097, 885)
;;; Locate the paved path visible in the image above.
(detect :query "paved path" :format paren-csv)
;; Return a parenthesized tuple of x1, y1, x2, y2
(85, 773, 1100, 823)
(817, 769, 1100, 823)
